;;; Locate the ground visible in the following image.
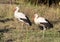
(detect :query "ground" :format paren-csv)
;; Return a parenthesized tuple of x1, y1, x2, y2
(0, 4, 60, 42)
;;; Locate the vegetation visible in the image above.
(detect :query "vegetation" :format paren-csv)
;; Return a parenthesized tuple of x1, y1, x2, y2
(0, 0, 60, 42)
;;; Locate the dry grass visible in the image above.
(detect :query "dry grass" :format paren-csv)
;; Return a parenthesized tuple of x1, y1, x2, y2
(0, 3, 60, 42)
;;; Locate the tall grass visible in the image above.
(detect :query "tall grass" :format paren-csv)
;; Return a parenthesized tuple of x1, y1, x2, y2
(0, 0, 60, 42)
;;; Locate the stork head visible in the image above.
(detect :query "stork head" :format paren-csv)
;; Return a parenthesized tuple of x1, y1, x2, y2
(16, 6, 19, 10)
(34, 14, 38, 18)
(33, 14, 38, 22)
(14, 6, 19, 12)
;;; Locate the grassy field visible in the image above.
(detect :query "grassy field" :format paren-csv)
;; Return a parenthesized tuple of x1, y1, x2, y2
(0, 1, 60, 42)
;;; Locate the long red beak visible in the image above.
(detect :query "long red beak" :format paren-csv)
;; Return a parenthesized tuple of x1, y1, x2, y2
(14, 8, 16, 12)
(32, 15, 35, 21)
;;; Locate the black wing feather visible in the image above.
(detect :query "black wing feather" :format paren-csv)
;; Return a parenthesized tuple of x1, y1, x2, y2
(20, 16, 32, 26)
(45, 19, 53, 28)
(39, 19, 53, 30)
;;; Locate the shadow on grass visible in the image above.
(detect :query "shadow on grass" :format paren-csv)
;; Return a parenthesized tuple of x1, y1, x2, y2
(6, 39, 13, 42)
(0, 28, 9, 33)
(0, 18, 14, 23)
(51, 20, 60, 24)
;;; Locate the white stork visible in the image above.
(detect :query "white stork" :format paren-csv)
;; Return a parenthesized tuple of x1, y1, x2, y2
(14, 6, 32, 26)
(34, 14, 53, 30)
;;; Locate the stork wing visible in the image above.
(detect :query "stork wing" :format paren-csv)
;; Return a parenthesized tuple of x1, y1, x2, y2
(17, 12, 27, 19)
(20, 16, 32, 26)
(38, 17, 47, 23)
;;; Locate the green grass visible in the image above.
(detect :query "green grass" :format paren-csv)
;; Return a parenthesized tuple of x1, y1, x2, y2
(0, 2, 60, 42)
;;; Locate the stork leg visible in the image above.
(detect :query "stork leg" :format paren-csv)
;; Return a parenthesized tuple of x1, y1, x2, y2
(21, 22, 24, 28)
(43, 26, 46, 30)
(42, 25, 46, 38)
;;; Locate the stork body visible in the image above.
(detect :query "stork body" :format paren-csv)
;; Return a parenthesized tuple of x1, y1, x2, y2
(34, 14, 53, 30)
(14, 7, 32, 26)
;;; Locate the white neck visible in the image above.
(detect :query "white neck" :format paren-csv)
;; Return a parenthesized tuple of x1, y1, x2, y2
(14, 9, 19, 14)
(35, 15, 38, 19)
(34, 15, 38, 22)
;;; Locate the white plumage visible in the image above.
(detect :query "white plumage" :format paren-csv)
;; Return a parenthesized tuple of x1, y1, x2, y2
(34, 14, 47, 24)
(14, 6, 32, 26)
(14, 7, 26, 22)
(34, 14, 53, 30)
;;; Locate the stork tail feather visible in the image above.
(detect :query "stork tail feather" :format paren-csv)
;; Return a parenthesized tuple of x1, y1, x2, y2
(20, 16, 32, 26)
(45, 19, 53, 28)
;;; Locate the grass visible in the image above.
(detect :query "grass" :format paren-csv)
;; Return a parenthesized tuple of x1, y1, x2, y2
(0, 2, 60, 42)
